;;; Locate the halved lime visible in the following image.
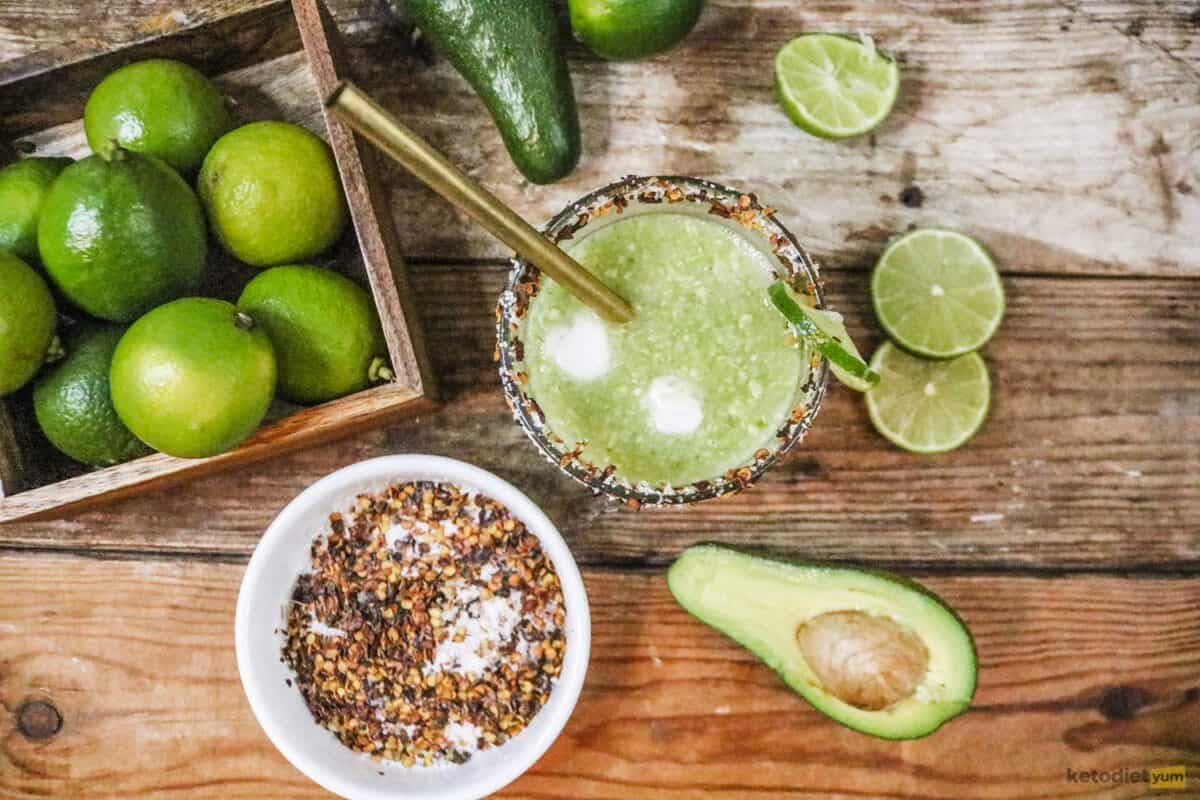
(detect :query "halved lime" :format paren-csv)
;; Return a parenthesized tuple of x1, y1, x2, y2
(865, 342, 989, 454)
(774, 33, 900, 140)
(872, 229, 1004, 358)
(769, 282, 880, 391)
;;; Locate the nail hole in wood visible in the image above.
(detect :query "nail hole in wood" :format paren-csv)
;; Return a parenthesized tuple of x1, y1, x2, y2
(1097, 686, 1152, 720)
(899, 185, 925, 208)
(16, 700, 62, 740)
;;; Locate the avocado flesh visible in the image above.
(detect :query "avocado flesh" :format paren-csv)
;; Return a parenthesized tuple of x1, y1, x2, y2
(667, 545, 977, 740)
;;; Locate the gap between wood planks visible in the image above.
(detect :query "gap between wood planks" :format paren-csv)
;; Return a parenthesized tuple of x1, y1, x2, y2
(401, 255, 1200, 283)
(3, 544, 1199, 579)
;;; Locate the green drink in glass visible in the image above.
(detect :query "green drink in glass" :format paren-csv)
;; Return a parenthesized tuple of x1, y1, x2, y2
(499, 176, 827, 505)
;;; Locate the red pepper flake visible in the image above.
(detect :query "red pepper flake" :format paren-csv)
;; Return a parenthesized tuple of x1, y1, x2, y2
(282, 481, 566, 767)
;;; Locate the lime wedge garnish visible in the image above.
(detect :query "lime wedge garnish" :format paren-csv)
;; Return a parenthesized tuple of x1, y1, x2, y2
(872, 229, 1005, 358)
(865, 342, 990, 453)
(774, 33, 900, 140)
(769, 282, 880, 391)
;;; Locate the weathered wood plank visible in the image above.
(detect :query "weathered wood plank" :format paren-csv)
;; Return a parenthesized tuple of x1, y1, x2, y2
(2, 1, 1197, 278)
(1, 553, 1197, 799)
(3, 267, 1196, 570)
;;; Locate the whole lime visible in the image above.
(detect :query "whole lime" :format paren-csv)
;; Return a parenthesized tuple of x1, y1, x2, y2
(568, 0, 705, 60)
(110, 298, 276, 458)
(0, 157, 72, 262)
(37, 149, 207, 322)
(84, 59, 233, 174)
(237, 264, 389, 405)
(198, 121, 349, 267)
(34, 323, 152, 466)
(0, 251, 57, 396)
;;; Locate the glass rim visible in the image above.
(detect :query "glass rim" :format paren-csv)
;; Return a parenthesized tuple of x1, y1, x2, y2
(496, 174, 829, 507)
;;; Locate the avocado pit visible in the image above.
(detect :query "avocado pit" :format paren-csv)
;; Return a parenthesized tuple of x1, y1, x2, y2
(796, 610, 930, 711)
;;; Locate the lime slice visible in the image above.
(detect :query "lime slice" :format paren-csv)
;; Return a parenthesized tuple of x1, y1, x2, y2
(774, 33, 900, 140)
(865, 342, 990, 454)
(872, 229, 1005, 358)
(804, 306, 876, 392)
(768, 282, 880, 391)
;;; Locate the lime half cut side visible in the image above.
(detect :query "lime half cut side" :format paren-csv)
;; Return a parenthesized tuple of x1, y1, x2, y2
(774, 33, 900, 140)
(865, 342, 990, 454)
(769, 282, 880, 391)
(872, 229, 1005, 358)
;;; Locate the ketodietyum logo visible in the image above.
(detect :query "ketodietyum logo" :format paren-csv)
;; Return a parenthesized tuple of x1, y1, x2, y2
(1065, 765, 1187, 790)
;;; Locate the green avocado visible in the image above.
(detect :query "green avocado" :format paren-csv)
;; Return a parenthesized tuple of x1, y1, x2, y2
(400, 0, 581, 184)
(667, 545, 977, 740)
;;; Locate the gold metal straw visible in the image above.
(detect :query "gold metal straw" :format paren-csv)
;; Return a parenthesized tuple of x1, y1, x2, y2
(325, 82, 634, 324)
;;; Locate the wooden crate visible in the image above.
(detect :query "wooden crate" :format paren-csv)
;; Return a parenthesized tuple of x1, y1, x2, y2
(0, 0, 435, 523)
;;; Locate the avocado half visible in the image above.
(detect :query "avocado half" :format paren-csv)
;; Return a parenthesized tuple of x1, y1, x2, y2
(667, 545, 977, 740)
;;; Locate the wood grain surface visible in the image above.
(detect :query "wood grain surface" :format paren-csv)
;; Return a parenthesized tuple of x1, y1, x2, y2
(3, 2, 1198, 278)
(0, 0, 1197, 798)
(2, 554, 1198, 799)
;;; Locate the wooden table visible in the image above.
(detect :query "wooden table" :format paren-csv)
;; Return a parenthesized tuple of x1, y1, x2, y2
(2, 2, 1198, 797)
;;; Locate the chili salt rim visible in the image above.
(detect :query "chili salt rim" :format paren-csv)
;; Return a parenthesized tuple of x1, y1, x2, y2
(496, 175, 830, 507)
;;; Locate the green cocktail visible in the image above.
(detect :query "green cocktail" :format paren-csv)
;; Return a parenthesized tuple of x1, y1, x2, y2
(522, 212, 806, 486)
(499, 176, 826, 503)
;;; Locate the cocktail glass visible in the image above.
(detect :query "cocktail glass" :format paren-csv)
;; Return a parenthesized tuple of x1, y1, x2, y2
(497, 175, 828, 506)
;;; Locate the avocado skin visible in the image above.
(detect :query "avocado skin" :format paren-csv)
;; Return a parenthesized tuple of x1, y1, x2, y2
(402, 0, 581, 184)
(667, 543, 978, 740)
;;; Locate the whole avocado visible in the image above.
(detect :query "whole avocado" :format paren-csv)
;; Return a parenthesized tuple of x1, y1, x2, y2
(400, 0, 581, 184)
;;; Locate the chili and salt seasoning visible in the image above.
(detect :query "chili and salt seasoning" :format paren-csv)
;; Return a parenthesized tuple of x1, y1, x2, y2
(281, 480, 566, 767)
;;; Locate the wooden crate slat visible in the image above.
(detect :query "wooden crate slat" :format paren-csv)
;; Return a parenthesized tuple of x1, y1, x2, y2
(293, 0, 433, 398)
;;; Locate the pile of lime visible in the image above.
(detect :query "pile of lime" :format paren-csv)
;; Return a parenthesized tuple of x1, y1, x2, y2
(772, 228, 1004, 455)
(865, 229, 1004, 454)
(771, 34, 1005, 453)
(0, 58, 391, 466)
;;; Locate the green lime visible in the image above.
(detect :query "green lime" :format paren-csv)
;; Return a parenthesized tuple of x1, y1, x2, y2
(872, 228, 1005, 358)
(803, 304, 876, 392)
(865, 342, 990, 454)
(33, 323, 152, 466)
(198, 122, 349, 268)
(237, 265, 389, 405)
(84, 59, 233, 174)
(37, 150, 207, 322)
(0, 251, 57, 396)
(0, 157, 72, 262)
(568, 0, 704, 60)
(774, 33, 900, 140)
(768, 282, 880, 391)
(110, 298, 276, 458)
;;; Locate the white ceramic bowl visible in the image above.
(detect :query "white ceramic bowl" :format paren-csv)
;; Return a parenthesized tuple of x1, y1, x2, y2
(235, 455, 591, 800)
